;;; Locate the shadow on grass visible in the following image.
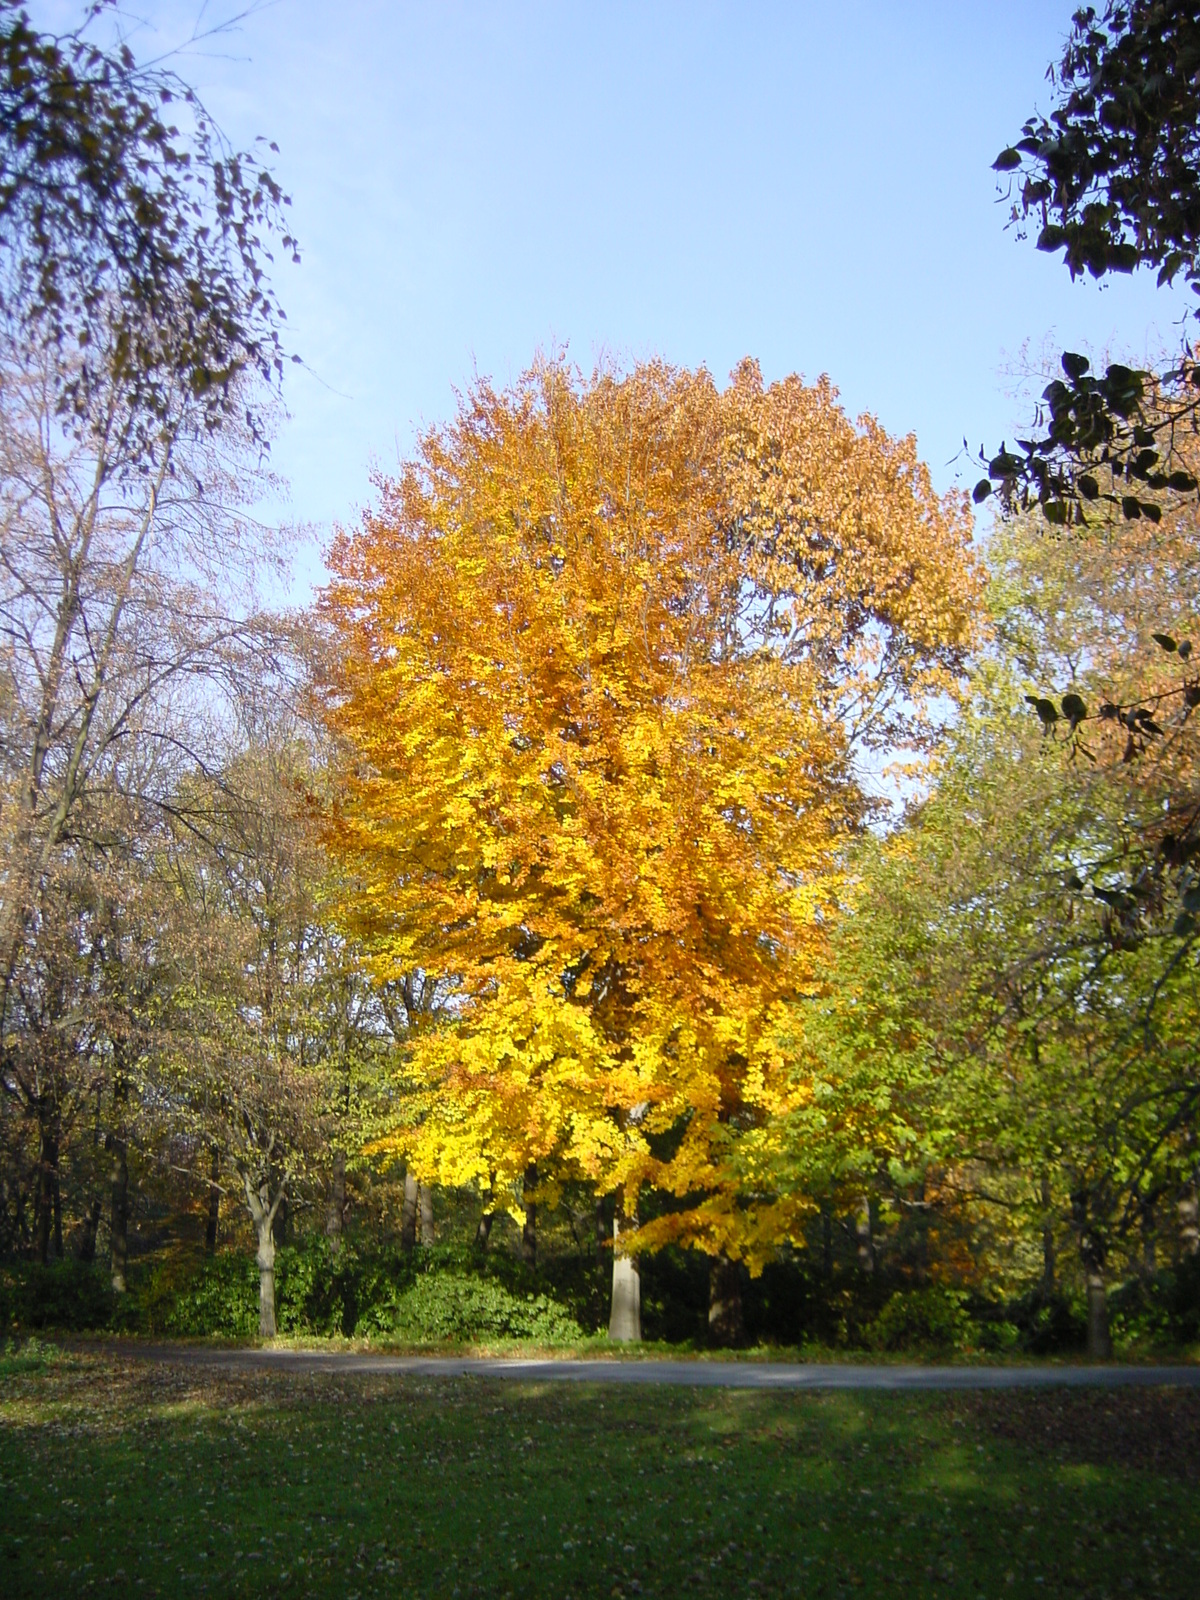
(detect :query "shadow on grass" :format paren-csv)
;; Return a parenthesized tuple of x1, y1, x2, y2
(1, 1352, 1198, 1598)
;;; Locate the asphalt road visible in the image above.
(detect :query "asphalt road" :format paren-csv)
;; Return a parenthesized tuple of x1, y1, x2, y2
(99, 1343, 1200, 1390)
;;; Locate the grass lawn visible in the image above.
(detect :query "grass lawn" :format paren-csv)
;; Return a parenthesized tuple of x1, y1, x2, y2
(1, 1343, 1198, 1598)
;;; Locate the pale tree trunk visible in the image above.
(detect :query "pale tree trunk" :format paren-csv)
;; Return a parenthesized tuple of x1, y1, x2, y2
(708, 1254, 743, 1345)
(243, 1174, 288, 1338)
(401, 1169, 418, 1253)
(1040, 1170, 1055, 1295)
(1179, 1175, 1200, 1258)
(1072, 1188, 1111, 1360)
(325, 1150, 346, 1252)
(521, 1163, 537, 1267)
(419, 1183, 435, 1247)
(608, 1194, 641, 1342)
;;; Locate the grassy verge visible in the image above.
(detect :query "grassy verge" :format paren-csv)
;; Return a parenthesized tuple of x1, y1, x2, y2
(0, 1345, 1197, 1598)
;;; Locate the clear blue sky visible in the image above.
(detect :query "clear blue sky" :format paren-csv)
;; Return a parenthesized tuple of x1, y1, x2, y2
(46, 3, 1190, 590)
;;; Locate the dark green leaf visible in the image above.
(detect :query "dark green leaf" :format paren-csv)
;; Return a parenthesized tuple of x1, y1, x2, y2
(1152, 633, 1178, 652)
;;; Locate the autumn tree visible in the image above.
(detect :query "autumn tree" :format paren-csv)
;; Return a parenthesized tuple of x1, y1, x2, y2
(154, 721, 354, 1336)
(772, 487, 1200, 1358)
(0, 1, 295, 1279)
(320, 355, 978, 1339)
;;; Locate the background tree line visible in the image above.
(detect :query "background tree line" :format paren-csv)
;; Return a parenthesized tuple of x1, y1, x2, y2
(3, 1, 1200, 1358)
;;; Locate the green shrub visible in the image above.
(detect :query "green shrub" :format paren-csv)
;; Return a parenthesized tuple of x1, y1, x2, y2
(361, 1271, 583, 1344)
(156, 1252, 258, 1339)
(1109, 1261, 1200, 1349)
(865, 1286, 977, 1354)
(0, 1335, 63, 1375)
(0, 1260, 114, 1332)
(1006, 1289, 1086, 1354)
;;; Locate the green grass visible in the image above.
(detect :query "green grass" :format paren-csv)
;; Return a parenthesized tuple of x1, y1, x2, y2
(1, 1348, 1197, 1598)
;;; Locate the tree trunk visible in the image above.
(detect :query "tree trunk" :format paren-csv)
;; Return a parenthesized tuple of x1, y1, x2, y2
(608, 1194, 641, 1342)
(1072, 1188, 1111, 1359)
(1179, 1177, 1200, 1258)
(325, 1150, 346, 1252)
(108, 1133, 128, 1292)
(419, 1183, 435, 1247)
(242, 1173, 286, 1339)
(708, 1254, 744, 1345)
(77, 1198, 101, 1263)
(1040, 1169, 1055, 1295)
(401, 1169, 418, 1253)
(913, 1176, 928, 1285)
(36, 1124, 59, 1266)
(51, 1165, 63, 1260)
(205, 1144, 221, 1254)
(256, 1216, 277, 1338)
(855, 1196, 875, 1275)
(1085, 1264, 1110, 1360)
(521, 1162, 537, 1267)
(1141, 1196, 1157, 1278)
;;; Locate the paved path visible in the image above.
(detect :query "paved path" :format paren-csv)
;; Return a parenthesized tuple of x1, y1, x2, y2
(98, 1343, 1200, 1391)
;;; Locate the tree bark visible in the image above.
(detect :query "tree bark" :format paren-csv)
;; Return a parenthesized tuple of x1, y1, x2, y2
(77, 1198, 101, 1263)
(51, 1163, 62, 1260)
(855, 1196, 875, 1275)
(1072, 1188, 1111, 1359)
(400, 1169, 418, 1253)
(1040, 1169, 1055, 1295)
(242, 1173, 286, 1339)
(36, 1123, 60, 1266)
(1141, 1196, 1157, 1277)
(521, 1163, 537, 1267)
(205, 1143, 221, 1254)
(325, 1150, 346, 1252)
(1179, 1177, 1200, 1258)
(419, 1182, 435, 1247)
(108, 1133, 128, 1292)
(608, 1194, 641, 1342)
(708, 1254, 744, 1345)
(256, 1216, 277, 1338)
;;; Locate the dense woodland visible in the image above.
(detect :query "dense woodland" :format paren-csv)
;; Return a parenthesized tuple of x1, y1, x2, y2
(3, 1, 1200, 1360)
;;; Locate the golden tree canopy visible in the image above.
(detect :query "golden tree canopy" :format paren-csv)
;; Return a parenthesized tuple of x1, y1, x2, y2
(320, 356, 978, 1263)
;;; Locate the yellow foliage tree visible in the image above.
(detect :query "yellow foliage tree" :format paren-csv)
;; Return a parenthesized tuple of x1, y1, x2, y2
(319, 356, 978, 1290)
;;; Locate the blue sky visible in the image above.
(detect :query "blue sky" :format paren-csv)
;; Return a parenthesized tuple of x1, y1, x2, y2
(46, 2, 1190, 590)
